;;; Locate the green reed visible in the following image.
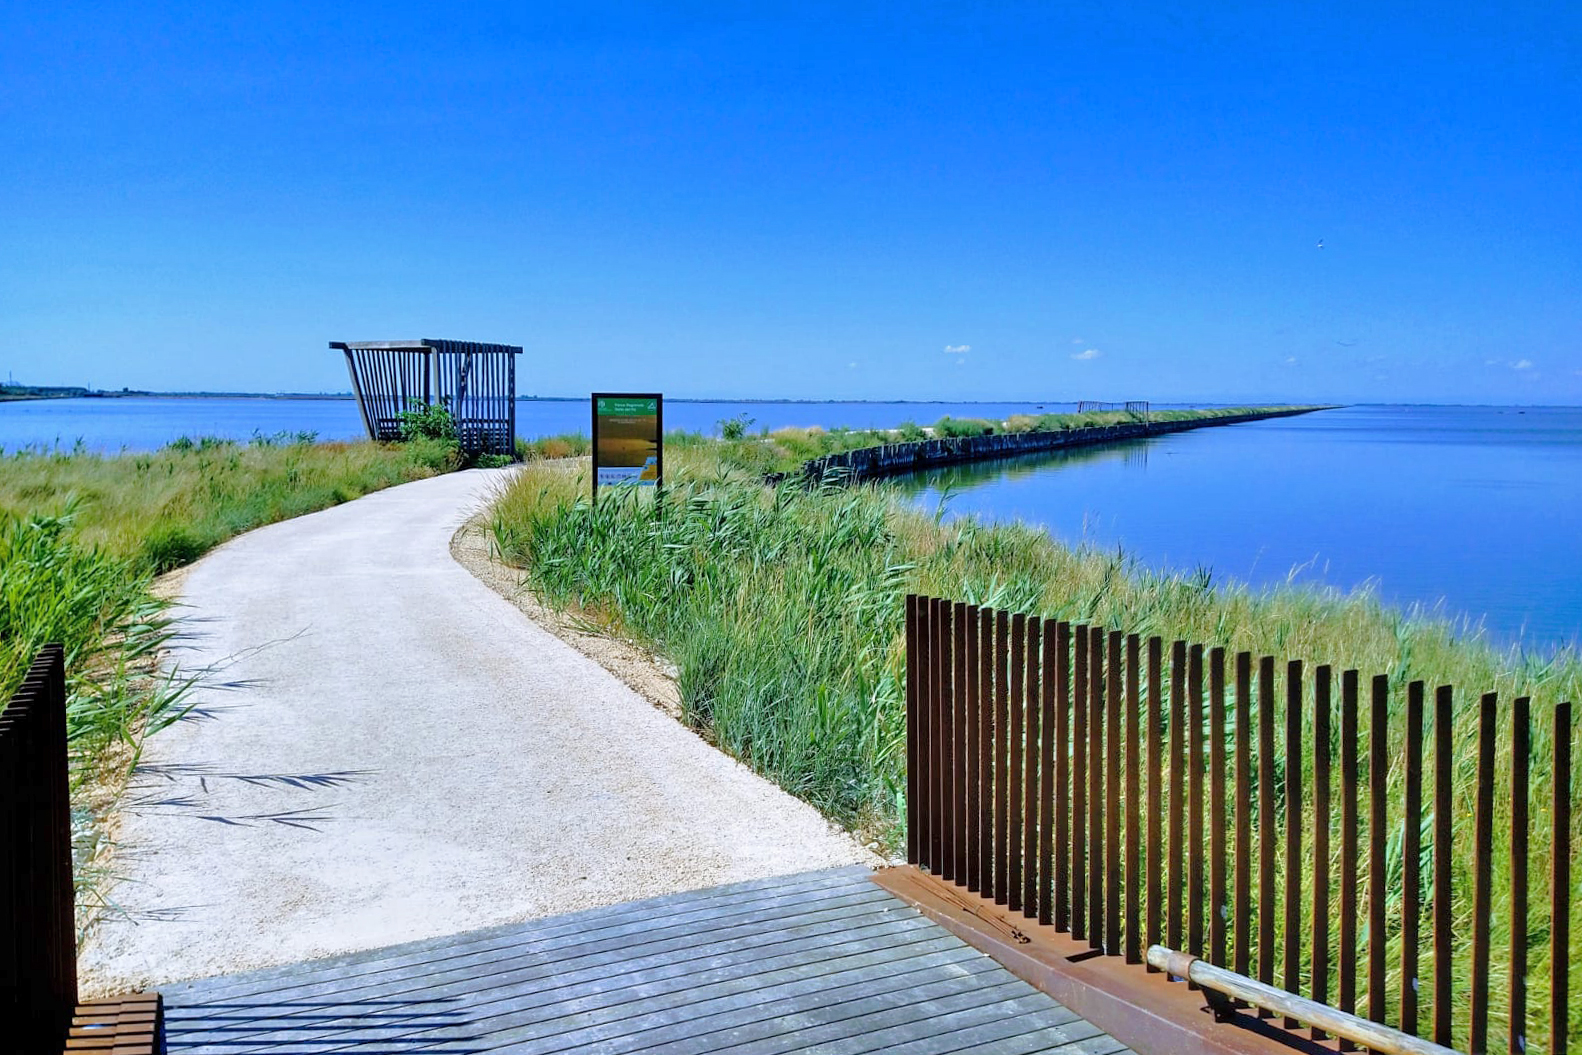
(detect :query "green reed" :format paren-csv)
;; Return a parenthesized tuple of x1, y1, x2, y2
(491, 449, 1577, 1048)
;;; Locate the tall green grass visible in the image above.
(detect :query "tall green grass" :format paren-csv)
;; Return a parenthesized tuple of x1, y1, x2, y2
(489, 449, 1578, 1048)
(0, 434, 459, 571)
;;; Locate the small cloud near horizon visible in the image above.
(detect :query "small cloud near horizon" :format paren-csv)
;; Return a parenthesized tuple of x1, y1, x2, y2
(1071, 348, 1102, 361)
(1283, 356, 1299, 365)
(1512, 359, 1534, 370)
(943, 344, 970, 354)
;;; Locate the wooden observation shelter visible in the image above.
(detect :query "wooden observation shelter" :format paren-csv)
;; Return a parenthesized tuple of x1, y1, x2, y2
(332, 339, 521, 455)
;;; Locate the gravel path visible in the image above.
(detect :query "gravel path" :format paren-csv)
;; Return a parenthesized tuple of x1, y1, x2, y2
(80, 468, 874, 993)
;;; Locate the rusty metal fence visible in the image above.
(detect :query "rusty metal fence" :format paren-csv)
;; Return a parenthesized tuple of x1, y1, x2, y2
(0, 644, 78, 1052)
(905, 595, 1575, 1055)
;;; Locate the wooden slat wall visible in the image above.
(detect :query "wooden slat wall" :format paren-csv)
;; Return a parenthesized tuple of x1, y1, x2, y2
(905, 594, 1578, 1054)
(340, 340, 520, 454)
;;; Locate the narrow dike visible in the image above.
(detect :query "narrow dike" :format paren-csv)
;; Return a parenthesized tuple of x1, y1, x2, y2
(767, 406, 1329, 485)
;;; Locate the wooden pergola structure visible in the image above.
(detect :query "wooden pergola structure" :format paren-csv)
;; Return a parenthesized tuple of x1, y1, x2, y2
(331, 339, 521, 455)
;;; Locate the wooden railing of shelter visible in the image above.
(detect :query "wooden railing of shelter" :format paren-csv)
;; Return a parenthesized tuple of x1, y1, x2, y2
(905, 595, 1575, 1055)
(0, 645, 77, 1052)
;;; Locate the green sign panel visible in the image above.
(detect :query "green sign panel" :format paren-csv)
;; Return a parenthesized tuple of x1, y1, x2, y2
(591, 392, 662, 493)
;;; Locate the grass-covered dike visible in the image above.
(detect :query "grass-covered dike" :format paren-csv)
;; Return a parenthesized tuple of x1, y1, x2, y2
(489, 429, 1579, 1049)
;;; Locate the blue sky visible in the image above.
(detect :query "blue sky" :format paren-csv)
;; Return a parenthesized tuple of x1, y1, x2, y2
(3, 3, 1578, 403)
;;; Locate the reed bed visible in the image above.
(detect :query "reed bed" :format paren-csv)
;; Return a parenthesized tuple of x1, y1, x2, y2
(490, 449, 1578, 1047)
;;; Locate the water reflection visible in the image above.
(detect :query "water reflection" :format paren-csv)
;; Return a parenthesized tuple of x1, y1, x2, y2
(887, 439, 1152, 497)
(891, 406, 1582, 652)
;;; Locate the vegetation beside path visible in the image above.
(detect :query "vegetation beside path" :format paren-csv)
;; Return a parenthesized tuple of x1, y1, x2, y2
(0, 431, 463, 934)
(489, 443, 1579, 1046)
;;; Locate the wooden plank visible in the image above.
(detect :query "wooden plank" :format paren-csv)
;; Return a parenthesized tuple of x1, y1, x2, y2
(1508, 695, 1530, 1055)
(1312, 665, 1333, 1039)
(1369, 674, 1388, 1025)
(671, 983, 1058, 1055)
(1258, 655, 1276, 992)
(1073, 625, 1089, 941)
(1166, 639, 1186, 954)
(1402, 680, 1424, 1036)
(1208, 646, 1227, 968)
(1106, 630, 1122, 955)
(996, 609, 1012, 905)
(788, 993, 1091, 1055)
(1039, 620, 1059, 927)
(1469, 692, 1497, 1054)
(660, 983, 1051, 1055)
(953, 602, 970, 884)
(1284, 659, 1303, 1027)
(1145, 636, 1163, 964)
(980, 608, 996, 900)
(1024, 617, 1043, 918)
(431, 938, 991, 1046)
(907, 595, 920, 865)
(932, 597, 948, 875)
(1339, 670, 1360, 1033)
(918, 598, 935, 871)
(1187, 644, 1204, 958)
(1553, 701, 1572, 1055)
(939, 599, 957, 883)
(432, 954, 1014, 1055)
(965, 604, 983, 894)
(1124, 633, 1141, 964)
(1009, 613, 1027, 911)
(1234, 651, 1253, 979)
(1433, 684, 1454, 1049)
(1089, 628, 1106, 950)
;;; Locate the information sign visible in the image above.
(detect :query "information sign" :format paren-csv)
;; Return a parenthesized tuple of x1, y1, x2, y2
(592, 393, 662, 495)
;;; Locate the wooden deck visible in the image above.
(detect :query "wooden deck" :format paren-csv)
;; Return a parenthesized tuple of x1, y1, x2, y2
(159, 866, 1131, 1054)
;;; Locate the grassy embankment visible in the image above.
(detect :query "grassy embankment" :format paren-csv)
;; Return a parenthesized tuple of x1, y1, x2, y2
(490, 414, 1577, 1048)
(677, 405, 1315, 477)
(0, 431, 461, 933)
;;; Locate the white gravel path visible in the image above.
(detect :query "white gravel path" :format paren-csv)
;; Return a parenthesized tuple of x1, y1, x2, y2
(80, 468, 874, 993)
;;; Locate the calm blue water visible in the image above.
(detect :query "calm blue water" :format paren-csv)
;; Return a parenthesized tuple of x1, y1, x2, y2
(893, 405, 1582, 652)
(0, 396, 1064, 453)
(5, 398, 1576, 650)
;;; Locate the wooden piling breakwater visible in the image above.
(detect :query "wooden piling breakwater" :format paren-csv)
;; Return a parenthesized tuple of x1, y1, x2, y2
(767, 407, 1328, 485)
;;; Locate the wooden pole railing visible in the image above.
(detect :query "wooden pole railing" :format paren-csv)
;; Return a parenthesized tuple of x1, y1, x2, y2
(0, 644, 78, 1053)
(905, 595, 1576, 1055)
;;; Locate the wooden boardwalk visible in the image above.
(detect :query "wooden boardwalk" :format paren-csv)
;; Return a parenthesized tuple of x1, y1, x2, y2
(159, 866, 1131, 1054)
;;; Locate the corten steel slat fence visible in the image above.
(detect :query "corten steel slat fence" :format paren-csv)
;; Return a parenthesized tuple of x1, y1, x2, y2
(0, 645, 77, 1053)
(904, 595, 1576, 1055)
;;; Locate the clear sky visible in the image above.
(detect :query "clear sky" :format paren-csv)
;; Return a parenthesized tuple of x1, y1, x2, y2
(3, 3, 1578, 403)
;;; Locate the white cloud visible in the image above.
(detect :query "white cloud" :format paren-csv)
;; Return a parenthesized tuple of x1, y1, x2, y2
(943, 344, 970, 354)
(1283, 356, 1299, 365)
(1070, 348, 1102, 361)
(1512, 359, 1534, 370)
(1072, 338, 1085, 345)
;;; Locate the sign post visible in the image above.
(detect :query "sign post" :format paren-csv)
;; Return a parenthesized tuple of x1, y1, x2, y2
(591, 393, 663, 500)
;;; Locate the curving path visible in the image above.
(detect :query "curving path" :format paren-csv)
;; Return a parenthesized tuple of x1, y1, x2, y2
(81, 468, 873, 994)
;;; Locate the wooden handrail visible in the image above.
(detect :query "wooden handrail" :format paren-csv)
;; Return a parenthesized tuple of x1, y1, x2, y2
(1146, 945, 1461, 1055)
